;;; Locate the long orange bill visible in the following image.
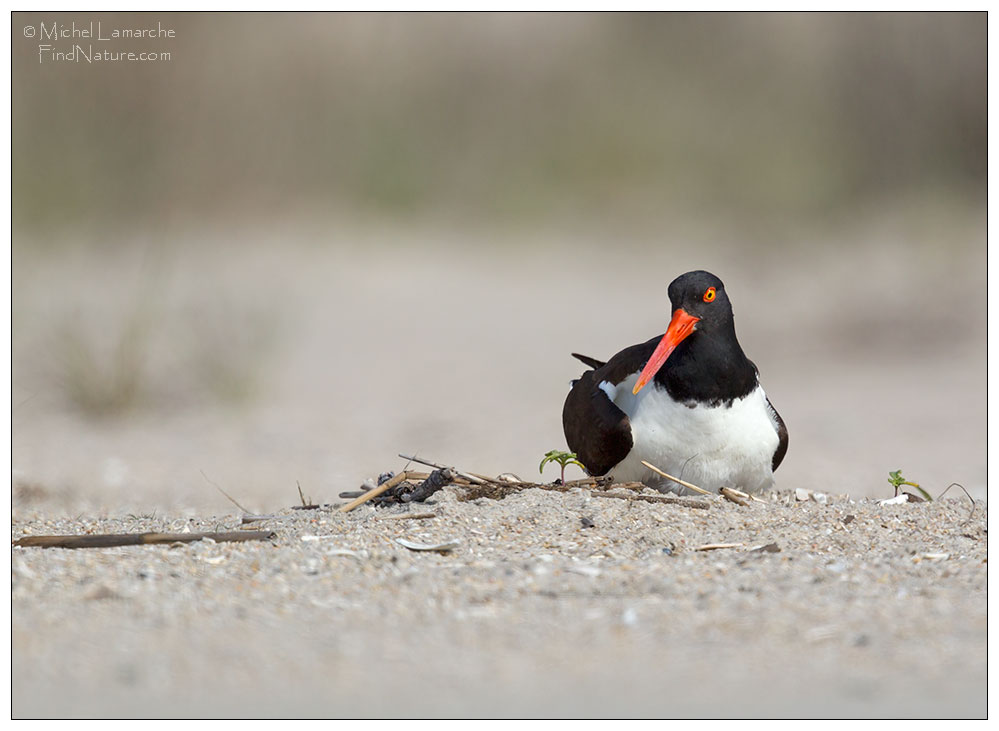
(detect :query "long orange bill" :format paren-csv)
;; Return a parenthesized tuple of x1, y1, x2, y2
(632, 308, 700, 395)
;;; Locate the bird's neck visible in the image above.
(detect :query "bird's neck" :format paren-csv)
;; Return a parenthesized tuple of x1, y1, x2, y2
(657, 323, 757, 405)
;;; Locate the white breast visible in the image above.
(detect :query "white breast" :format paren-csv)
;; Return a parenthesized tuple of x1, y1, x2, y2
(599, 374, 780, 494)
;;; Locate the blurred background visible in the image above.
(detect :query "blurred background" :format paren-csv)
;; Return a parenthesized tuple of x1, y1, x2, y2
(12, 12, 986, 513)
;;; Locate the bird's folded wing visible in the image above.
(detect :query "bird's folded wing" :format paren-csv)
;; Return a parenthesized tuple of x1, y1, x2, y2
(562, 369, 633, 477)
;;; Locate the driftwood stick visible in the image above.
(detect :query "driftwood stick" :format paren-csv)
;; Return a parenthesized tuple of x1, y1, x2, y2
(397, 454, 486, 485)
(466, 472, 551, 489)
(340, 472, 437, 499)
(13, 530, 275, 549)
(400, 472, 431, 481)
(468, 471, 500, 482)
(720, 487, 750, 506)
(337, 489, 368, 500)
(468, 471, 535, 487)
(591, 490, 710, 510)
(339, 471, 412, 513)
(695, 542, 744, 551)
(640, 461, 713, 496)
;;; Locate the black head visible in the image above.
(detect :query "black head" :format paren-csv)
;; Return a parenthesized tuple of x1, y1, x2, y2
(667, 270, 734, 330)
(632, 270, 745, 396)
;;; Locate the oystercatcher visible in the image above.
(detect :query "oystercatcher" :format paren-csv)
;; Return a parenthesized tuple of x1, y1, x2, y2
(562, 270, 787, 493)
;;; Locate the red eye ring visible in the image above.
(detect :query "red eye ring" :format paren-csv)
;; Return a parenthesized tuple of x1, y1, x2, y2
(703, 287, 716, 303)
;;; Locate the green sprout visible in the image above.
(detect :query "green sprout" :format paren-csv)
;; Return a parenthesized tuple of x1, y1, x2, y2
(540, 449, 585, 485)
(888, 469, 932, 501)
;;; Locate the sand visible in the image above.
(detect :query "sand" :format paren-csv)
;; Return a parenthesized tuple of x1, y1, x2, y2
(11, 483, 987, 719)
(11, 220, 987, 718)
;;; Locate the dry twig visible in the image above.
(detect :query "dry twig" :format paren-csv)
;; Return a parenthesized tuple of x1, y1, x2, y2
(201, 470, 251, 514)
(13, 530, 275, 550)
(591, 490, 710, 510)
(640, 461, 713, 496)
(720, 487, 750, 506)
(398, 454, 487, 485)
(339, 471, 413, 513)
(694, 542, 743, 551)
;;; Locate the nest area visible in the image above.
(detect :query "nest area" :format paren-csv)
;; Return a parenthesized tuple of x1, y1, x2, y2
(337, 456, 715, 512)
(340, 469, 604, 505)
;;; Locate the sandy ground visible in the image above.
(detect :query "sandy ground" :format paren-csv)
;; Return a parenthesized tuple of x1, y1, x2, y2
(11, 216, 987, 717)
(11, 487, 987, 718)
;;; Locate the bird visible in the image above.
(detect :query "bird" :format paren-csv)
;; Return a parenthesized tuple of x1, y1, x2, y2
(562, 270, 787, 494)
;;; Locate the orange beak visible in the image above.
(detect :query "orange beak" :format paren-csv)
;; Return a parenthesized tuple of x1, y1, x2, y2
(632, 308, 700, 395)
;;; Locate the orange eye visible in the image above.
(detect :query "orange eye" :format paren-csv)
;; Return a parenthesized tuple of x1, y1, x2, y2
(703, 287, 716, 302)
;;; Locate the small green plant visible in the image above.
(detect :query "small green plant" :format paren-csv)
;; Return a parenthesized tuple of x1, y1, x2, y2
(540, 449, 585, 485)
(888, 469, 932, 501)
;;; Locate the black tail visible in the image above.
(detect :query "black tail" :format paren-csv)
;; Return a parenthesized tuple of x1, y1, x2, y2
(571, 352, 606, 370)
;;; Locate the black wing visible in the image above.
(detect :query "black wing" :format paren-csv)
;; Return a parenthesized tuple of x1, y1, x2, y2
(766, 397, 788, 472)
(571, 352, 606, 370)
(562, 338, 661, 476)
(562, 368, 633, 476)
(748, 358, 788, 472)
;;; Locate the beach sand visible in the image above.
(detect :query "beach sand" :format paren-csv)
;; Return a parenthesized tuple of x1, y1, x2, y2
(11, 486, 987, 718)
(12, 219, 987, 718)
